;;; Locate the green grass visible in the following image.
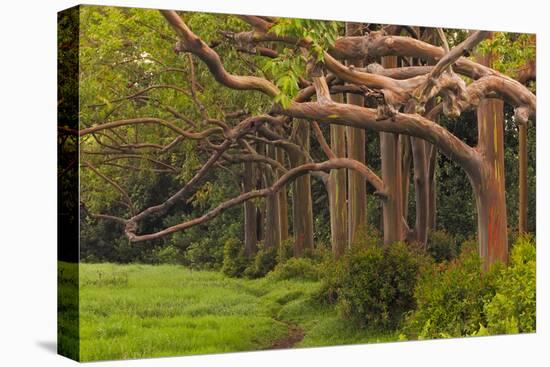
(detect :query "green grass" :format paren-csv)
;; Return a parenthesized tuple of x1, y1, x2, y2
(62, 262, 399, 361)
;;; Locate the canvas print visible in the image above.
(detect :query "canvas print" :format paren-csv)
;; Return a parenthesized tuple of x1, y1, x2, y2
(58, 4, 536, 362)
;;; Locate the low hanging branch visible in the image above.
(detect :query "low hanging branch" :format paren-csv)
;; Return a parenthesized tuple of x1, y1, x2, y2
(125, 158, 386, 242)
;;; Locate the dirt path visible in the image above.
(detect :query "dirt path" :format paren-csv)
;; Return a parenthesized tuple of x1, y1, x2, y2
(266, 322, 305, 349)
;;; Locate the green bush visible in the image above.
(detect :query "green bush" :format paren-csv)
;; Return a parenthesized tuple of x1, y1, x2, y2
(403, 247, 499, 339)
(329, 241, 430, 329)
(483, 235, 536, 334)
(151, 245, 183, 264)
(427, 230, 457, 262)
(458, 238, 478, 256)
(244, 242, 277, 278)
(350, 225, 382, 248)
(277, 239, 295, 263)
(268, 257, 320, 281)
(184, 238, 224, 270)
(314, 255, 342, 306)
(221, 238, 247, 277)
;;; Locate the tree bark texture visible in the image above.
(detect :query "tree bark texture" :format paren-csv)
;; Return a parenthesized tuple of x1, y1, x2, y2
(380, 55, 404, 244)
(345, 22, 368, 245)
(243, 161, 258, 257)
(328, 93, 349, 257)
(473, 39, 509, 266)
(264, 144, 281, 249)
(289, 120, 314, 256)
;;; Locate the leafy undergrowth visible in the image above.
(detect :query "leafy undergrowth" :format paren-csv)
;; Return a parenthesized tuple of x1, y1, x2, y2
(74, 263, 398, 361)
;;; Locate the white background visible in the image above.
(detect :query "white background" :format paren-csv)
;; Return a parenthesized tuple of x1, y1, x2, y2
(0, 0, 548, 366)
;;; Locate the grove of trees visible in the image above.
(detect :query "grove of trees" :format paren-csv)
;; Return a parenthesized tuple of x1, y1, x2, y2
(74, 6, 536, 269)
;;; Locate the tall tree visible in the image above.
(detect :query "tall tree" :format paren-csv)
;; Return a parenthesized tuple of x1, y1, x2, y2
(289, 120, 314, 255)
(276, 147, 290, 240)
(328, 93, 349, 257)
(345, 22, 367, 244)
(380, 55, 404, 244)
(243, 161, 257, 257)
(474, 34, 508, 265)
(264, 144, 282, 249)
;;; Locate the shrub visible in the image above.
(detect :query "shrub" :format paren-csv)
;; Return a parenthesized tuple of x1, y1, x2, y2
(151, 245, 183, 264)
(268, 257, 320, 281)
(276, 239, 295, 263)
(403, 247, 499, 339)
(221, 238, 247, 277)
(184, 238, 224, 270)
(427, 230, 457, 262)
(244, 242, 277, 278)
(314, 256, 342, 305)
(458, 238, 478, 256)
(483, 235, 536, 334)
(350, 225, 382, 248)
(306, 244, 333, 263)
(331, 241, 430, 329)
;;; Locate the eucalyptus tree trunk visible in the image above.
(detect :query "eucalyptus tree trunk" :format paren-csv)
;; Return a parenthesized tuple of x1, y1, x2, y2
(473, 45, 508, 266)
(243, 161, 257, 257)
(411, 136, 430, 246)
(328, 93, 349, 257)
(276, 147, 290, 240)
(427, 145, 438, 231)
(380, 55, 404, 244)
(264, 144, 281, 249)
(256, 142, 265, 242)
(345, 22, 367, 245)
(401, 135, 412, 222)
(289, 120, 314, 256)
(410, 97, 434, 247)
(410, 30, 434, 247)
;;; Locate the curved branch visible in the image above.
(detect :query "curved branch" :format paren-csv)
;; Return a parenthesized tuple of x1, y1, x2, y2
(79, 118, 223, 140)
(222, 152, 288, 174)
(123, 115, 277, 234)
(160, 10, 280, 97)
(101, 154, 179, 173)
(80, 202, 127, 225)
(87, 84, 193, 108)
(282, 100, 479, 176)
(82, 161, 136, 216)
(311, 121, 335, 160)
(126, 158, 384, 242)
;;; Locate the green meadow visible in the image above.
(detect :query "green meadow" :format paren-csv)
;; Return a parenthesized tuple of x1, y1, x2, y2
(68, 263, 397, 361)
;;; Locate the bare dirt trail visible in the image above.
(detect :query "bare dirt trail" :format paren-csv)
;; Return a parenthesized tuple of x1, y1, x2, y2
(266, 322, 305, 349)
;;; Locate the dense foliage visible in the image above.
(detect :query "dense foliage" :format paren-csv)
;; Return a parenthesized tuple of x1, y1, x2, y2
(483, 235, 536, 334)
(318, 240, 431, 329)
(403, 236, 536, 338)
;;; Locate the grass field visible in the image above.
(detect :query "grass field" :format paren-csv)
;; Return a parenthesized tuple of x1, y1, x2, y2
(61, 263, 399, 361)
